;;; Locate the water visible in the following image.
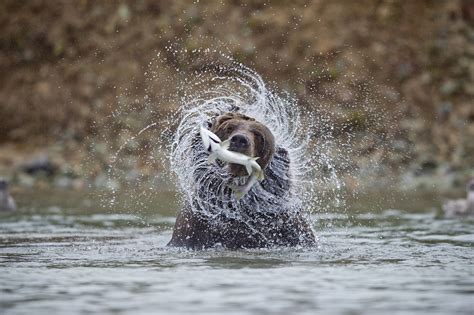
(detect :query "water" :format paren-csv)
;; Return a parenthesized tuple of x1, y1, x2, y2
(169, 61, 333, 220)
(1, 189, 472, 315)
(2, 60, 472, 314)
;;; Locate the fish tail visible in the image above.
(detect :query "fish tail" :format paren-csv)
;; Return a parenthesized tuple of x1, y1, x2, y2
(234, 191, 245, 200)
(245, 164, 252, 176)
(229, 184, 245, 200)
(221, 139, 230, 150)
(208, 153, 217, 164)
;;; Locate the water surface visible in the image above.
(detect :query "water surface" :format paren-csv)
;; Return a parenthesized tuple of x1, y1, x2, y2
(0, 189, 473, 315)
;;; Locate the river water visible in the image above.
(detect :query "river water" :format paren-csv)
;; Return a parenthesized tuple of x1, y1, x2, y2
(0, 189, 472, 315)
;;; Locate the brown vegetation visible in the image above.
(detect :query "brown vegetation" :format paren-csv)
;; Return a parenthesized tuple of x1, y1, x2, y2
(0, 0, 473, 189)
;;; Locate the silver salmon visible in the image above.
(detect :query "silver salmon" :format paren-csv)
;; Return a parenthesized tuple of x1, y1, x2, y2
(200, 126, 264, 181)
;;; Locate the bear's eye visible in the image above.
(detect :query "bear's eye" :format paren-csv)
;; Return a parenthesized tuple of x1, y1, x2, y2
(224, 122, 237, 133)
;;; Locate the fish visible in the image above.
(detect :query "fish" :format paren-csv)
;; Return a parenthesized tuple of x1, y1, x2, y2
(200, 126, 221, 153)
(228, 174, 259, 200)
(200, 126, 264, 180)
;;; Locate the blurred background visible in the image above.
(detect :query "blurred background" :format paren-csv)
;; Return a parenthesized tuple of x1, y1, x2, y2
(0, 0, 473, 195)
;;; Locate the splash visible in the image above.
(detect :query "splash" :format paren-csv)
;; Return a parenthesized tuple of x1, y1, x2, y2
(170, 60, 342, 220)
(95, 50, 352, 226)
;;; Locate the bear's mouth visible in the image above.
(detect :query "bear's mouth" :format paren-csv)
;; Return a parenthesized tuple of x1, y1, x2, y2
(220, 134, 254, 177)
(228, 163, 251, 177)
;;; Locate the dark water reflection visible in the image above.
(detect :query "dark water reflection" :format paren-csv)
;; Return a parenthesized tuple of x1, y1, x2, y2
(0, 190, 472, 315)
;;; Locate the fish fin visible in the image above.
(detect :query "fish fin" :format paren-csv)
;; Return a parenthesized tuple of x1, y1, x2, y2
(207, 153, 217, 164)
(256, 170, 264, 181)
(245, 164, 252, 176)
(251, 157, 260, 161)
(221, 139, 230, 150)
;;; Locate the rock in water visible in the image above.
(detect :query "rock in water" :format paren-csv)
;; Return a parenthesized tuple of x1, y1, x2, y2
(0, 178, 16, 212)
(442, 178, 474, 217)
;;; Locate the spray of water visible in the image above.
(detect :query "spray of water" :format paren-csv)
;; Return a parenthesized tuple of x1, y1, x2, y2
(169, 58, 343, 222)
(95, 49, 356, 231)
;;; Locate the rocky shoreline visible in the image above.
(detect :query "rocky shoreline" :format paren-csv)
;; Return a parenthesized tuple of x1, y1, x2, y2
(1, 1, 473, 197)
(0, 139, 471, 197)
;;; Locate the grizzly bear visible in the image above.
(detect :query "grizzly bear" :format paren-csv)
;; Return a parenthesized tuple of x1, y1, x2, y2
(168, 112, 316, 249)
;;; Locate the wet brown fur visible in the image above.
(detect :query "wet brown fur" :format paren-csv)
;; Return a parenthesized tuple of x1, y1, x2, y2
(168, 113, 316, 249)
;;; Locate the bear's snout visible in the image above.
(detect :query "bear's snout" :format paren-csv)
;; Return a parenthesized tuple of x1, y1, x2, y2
(229, 134, 251, 151)
(228, 131, 256, 176)
(210, 112, 276, 177)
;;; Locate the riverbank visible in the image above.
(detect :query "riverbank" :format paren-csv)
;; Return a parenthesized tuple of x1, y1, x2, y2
(1, 0, 473, 195)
